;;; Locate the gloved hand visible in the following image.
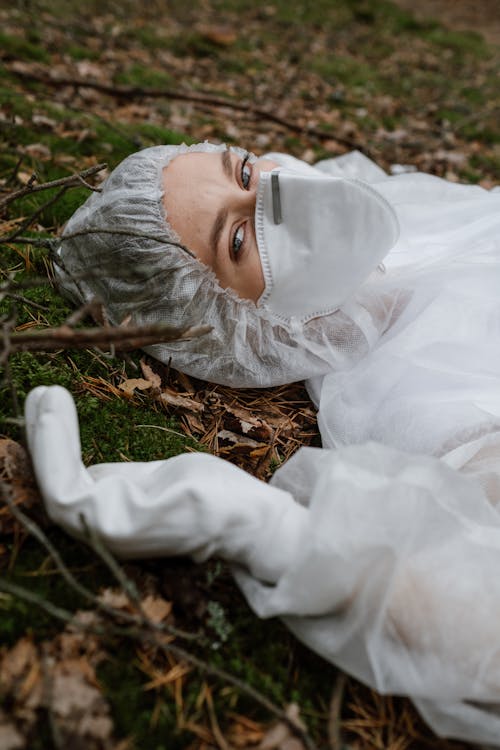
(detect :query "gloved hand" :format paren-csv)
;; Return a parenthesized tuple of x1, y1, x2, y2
(25, 386, 307, 581)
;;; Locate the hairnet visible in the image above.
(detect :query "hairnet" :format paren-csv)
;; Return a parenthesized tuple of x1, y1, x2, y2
(55, 142, 382, 387)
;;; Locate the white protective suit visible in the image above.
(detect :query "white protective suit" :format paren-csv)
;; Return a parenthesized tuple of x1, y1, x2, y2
(28, 148, 500, 745)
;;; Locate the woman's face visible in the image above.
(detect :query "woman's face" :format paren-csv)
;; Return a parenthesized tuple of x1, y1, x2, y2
(162, 149, 278, 302)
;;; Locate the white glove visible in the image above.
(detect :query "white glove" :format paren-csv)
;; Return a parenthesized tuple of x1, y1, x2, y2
(25, 386, 308, 582)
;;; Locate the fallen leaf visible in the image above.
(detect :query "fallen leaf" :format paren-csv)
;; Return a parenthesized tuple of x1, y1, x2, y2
(217, 429, 262, 451)
(97, 587, 130, 611)
(118, 377, 153, 396)
(139, 358, 162, 389)
(0, 636, 38, 696)
(197, 24, 238, 46)
(160, 388, 204, 412)
(258, 704, 307, 750)
(22, 143, 52, 159)
(0, 720, 25, 750)
(141, 594, 172, 624)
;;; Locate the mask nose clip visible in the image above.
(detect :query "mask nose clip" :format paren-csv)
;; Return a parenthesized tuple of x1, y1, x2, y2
(271, 173, 282, 225)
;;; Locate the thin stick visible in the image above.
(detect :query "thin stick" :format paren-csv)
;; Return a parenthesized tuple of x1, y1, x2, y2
(2, 186, 68, 243)
(328, 672, 347, 750)
(80, 513, 143, 612)
(10, 67, 362, 151)
(0, 577, 79, 625)
(0, 485, 198, 641)
(0, 236, 54, 248)
(78, 514, 317, 750)
(3, 322, 211, 357)
(0, 163, 107, 209)
(0, 571, 317, 749)
(0, 292, 51, 312)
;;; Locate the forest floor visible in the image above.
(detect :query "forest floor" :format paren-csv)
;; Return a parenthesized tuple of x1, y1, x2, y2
(1, 1, 500, 749)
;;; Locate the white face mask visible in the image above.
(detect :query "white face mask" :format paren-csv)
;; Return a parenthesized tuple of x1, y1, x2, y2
(255, 168, 399, 322)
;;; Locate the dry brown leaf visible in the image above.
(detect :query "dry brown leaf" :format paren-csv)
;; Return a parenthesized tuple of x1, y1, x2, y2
(160, 388, 204, 412)
(140, 594, 172, 624)
(197, 24, 237, 46)
(0, 720, 25, 750)
(140, 358, 162, 389)
(217, 429, 262, 450)
(0, 636, 39, 696)
(22, 143, 52, 159)
(97, 587, 130, 611)
(226, 713, 265, 747)
(32, 113, 57, 129)
(142, 663, 191, 691)
(15, 171, 35, 186)
(258, 705, 306, 750)
(176, 370, 195, 393)
(224, 404, 273, 441)
(51, 669, 102, 717)
(118, 377, 153, 396)
(49, 663, 115, 746)
(182, 413, 206, 435)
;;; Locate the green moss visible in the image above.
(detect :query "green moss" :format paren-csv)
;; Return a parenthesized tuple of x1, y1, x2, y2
(133, 123, 190, 147)
(424, 27, 489, 57)
(0, 532, 112, 645)
(170, 32, 223, 59)
(115, 64, 175, 89)
(309, 55, 378, 90)
(0, 31, 51, 63)
(65, 44, 101, 61)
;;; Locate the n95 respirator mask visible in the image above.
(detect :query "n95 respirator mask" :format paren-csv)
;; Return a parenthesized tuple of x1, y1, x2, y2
(255, 168, 399, 323)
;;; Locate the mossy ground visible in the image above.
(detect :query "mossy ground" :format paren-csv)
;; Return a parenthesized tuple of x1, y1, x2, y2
(1, 0, 499, 747)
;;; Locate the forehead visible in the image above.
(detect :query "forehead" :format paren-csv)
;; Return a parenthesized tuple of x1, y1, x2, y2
(161, 150, 232, 257)
(163, 150, 230, 194)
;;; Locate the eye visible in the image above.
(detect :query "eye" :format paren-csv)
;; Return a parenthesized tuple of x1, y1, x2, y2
(240, 154, 252, 190)
(232, 225, 245, 259)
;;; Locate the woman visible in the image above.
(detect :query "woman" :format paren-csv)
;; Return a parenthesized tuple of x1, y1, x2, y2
(27, 142, 500, 745)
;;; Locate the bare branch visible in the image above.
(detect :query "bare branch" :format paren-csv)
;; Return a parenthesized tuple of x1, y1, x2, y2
(0, 291, 51, 312)
(0, 489, 318, 750)
(1, 186, 68, 243)
(0, 483, 199, 641)
(0, 163, 107, 209)
(0, 236, 55, 248)
(2, 322, 212, 358)
(9, 66, 363, 152)
(328, 672, 347, 750)
(0, 577, 77, 625)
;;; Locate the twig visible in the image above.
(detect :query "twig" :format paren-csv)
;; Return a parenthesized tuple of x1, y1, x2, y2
(0, 570, 318, 749)
(57, 227, 196, 258)
(328, 672, 347, 750)
(1, 319, 20, 417)
(5, 155, 24, 187)
(2, 322, 212, 357)
(80, 513, 143, 612)
(0, 508, 319, 750)
(1, 186, 68, 243)
(0, 484, 198, 641)
(79, 515, 317, 750)
(0, 163, 107, 209)
(9, 67, 363, 151)
(0, 291, 51, 312)
(0, 236, 55, 248)
(0, 577, 79, 625)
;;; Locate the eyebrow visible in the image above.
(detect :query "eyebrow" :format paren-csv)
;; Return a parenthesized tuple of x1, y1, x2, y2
(210, 206, 228, 260)
(209, 151, 233, 257)
(221, 148, 233, 180)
